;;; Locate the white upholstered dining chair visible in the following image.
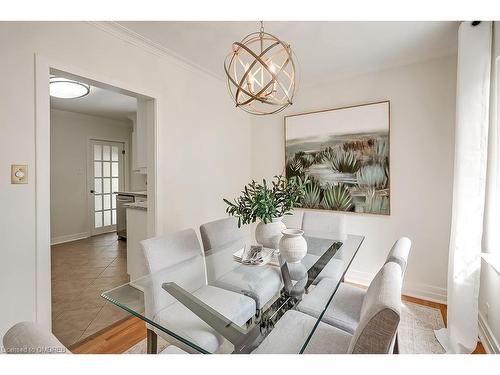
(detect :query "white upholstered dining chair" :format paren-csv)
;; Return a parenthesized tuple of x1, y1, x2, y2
(199, 218, 282, 310)
(253, 262, 402, 354)
(199, 217, 244, 251)
(2, 322, 69, 354)
(296, 237, 411, 335)
(301, 210, 346, 240)
(284, 211, 349, 286)
(282, 210, 304, 230)
(140, 228, 257, 353)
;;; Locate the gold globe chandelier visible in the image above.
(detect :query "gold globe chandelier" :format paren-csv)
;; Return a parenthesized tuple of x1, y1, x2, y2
(224, 21, 297, 115)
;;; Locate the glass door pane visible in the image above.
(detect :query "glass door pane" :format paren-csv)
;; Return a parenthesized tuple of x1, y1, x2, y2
(91, 140, 124, 235)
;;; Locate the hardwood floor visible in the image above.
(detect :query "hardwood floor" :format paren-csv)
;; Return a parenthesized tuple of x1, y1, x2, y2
(70, 294, 487, 354)
(71, 316, 146, 354)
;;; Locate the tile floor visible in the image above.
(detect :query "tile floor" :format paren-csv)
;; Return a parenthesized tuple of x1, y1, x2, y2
(51, 232, 130, 347)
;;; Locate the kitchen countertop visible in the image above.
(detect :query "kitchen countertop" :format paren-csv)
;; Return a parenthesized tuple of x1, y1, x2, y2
(124, 201, 148, 211)
(115, 190, 147, 198)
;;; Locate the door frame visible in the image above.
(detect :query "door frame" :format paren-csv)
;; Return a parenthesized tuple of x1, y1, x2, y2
(87, 138, 128, 236)
(34, 54, 160, 331)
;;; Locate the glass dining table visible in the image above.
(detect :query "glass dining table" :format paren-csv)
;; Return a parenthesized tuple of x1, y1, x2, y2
(102, 232, 364, 354)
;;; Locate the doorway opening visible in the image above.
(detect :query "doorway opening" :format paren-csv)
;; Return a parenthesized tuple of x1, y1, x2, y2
(48, 68, 155, 347)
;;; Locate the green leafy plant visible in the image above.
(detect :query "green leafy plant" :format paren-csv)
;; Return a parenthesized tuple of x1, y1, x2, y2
(223, 175, 309, 227)
(356, 164, 387, 189)
(302, 179, 322, 208)
(322, 147, 360, 174)
(320, 184, 352, 211)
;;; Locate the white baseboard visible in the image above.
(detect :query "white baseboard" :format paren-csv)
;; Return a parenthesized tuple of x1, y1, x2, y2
(479, 311, 500, 354)
(51, 232, 90, 245)
(346, 269, 447, 304)
(402, 283, 447, 304)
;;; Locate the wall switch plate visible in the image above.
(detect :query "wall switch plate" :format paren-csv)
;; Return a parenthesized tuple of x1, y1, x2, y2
(11, 164, 28, 184)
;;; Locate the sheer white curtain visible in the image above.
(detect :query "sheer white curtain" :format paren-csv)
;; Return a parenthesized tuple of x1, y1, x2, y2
(483, 25, 500, 271)
(435, 21, 492, 354)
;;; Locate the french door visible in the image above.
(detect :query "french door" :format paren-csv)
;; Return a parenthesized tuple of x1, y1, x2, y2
(89, 140, 125, 236)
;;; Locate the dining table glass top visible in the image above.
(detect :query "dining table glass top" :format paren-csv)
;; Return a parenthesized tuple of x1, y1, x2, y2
(102, 232, 364, 354)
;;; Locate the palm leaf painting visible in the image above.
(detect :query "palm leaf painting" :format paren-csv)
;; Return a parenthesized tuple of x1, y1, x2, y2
(285, 101, 390, 215)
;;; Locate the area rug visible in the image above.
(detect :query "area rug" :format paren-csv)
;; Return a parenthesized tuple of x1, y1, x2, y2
(398, 301, 445, 354)
(124, 301, 446, 354)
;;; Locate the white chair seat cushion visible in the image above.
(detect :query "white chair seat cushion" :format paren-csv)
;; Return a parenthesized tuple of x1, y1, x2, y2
(215, 266, 282, 309)
(154, 301, 222, 353)
(300, 255, 345, 285)
(297, 278, 337, 317)
(298, 280, 365, 334)
(154, 285, 256, 353)
(252, 310, 352, 354)
(299, 253, 320, 269)
(160, 345, 189, 354)
(316, 258, 346, 284)
(303, 317, 352, 354)
(193, 285, 256, 325)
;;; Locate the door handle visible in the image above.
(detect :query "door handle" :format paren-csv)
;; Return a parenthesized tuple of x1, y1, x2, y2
(90, 189, 95, 194)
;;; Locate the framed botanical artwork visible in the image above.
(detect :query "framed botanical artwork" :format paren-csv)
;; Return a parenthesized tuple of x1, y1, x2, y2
(285, 100, 390, 215)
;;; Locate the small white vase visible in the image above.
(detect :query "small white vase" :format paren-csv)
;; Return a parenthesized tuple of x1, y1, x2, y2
(279, 229, 307, 263)
(255, 217, 286, 249)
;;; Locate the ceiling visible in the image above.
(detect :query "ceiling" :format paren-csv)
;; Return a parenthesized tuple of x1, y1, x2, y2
(50, 83, 137, 122)
(50, 22, 459, 118)
(117, 21, 459, 87)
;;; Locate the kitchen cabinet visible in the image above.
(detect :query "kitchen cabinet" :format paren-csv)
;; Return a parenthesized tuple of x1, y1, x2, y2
(131, 99, 148, 173)
(126, 205, 149, 280)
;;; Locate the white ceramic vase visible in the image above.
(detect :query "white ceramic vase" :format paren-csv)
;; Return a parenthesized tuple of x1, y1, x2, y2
(255, 217, 286, 249)
(279, 229, 307, 263)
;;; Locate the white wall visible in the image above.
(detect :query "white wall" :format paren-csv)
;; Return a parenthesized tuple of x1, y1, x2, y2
(251, 55, 457, 302)
(0, 22, 251, 337)
(50, 109, 132, 243)
(478, 22, 500, 353)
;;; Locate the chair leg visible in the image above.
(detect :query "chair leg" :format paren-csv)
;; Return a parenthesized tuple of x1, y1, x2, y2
(393, 333, 399, 354)
(147, 329, 158, 354)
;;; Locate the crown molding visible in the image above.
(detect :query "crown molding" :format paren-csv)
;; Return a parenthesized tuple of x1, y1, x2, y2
(87, 21, 223, 82)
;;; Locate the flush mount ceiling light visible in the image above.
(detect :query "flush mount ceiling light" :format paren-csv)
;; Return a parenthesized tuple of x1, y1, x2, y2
(224, 21, 297, 115)
(49, 76, 90, 99)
